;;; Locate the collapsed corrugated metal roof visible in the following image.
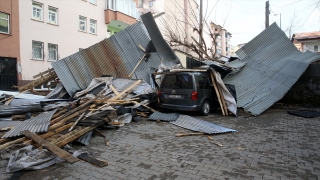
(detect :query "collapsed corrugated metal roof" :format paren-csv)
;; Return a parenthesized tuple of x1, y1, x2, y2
(224, 23, 320, 116)
(170, 115, 237, 134)
(52, 12, 179, 96)
(2, 109, 57, 138)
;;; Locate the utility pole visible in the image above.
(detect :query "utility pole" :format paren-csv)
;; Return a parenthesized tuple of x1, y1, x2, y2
(265, 1, 269, 29)
(199, 0, 203, 59)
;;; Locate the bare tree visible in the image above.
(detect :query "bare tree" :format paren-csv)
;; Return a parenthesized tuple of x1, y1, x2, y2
(152, 0, 227, 63)
(283, 11, 300, 40)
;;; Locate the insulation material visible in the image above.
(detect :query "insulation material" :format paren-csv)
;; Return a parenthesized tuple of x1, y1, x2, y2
(5, 145, 64, 173)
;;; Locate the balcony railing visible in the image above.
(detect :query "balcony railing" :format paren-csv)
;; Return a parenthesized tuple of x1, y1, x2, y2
(106, 0, 137, 19)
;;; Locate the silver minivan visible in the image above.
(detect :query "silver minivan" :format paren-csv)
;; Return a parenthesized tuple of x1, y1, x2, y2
(158, 71, 214, 115)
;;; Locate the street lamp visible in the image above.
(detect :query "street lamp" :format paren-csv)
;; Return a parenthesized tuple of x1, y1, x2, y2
(274, 13, 281, 29)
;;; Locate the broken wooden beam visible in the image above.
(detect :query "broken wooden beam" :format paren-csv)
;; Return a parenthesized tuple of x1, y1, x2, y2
(21, 130, 79, 163)
(78, 153, 108, 167)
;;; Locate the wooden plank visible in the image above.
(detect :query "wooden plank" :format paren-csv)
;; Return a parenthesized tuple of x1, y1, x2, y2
(78, 153, 108, 167)
(21, 130, 79, 163)
(24, 123, 73, 145)
(210, 70, 225, 115)
(111, 80, 141, 100)
(33, 68, 54, 79)
(128, 54, 147, 78)
(109, 85, 119, 95)
(217, 83, 228, 115)
(69, 112, 85, 132)
(52, 121, 105, 148)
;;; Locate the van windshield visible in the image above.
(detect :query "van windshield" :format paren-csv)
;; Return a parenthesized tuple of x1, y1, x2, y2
(161, 74, 193, 89)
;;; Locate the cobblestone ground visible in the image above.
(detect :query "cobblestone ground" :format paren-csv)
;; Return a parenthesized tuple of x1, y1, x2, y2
(1, 108, 320, 180)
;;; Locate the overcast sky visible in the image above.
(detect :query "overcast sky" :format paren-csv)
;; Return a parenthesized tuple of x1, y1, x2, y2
(202, 0, 320, 46)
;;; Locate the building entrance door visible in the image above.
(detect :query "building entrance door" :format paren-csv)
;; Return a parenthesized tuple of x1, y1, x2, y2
(0, 57, 17, 91)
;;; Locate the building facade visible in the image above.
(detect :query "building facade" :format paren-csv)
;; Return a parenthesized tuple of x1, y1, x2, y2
(206, 22, 232, 58)
(292, 31, 320, 54)
(0, 0, 138, 90)
(137, 0, 198, 56)
(0, 0, 20, 90)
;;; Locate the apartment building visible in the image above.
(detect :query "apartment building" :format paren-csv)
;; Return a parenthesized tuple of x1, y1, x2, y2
(0, 0, 20, 90)
(137, 0, 198, 55)
(206, 22, 232, 58)
(0, 0, 138, 90)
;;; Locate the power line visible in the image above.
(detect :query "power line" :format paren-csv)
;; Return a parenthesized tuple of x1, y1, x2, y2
(275, 0, 303, 8)
(218, 1, 264, 15)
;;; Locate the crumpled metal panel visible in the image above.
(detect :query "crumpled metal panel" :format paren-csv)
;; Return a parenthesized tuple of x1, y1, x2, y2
(112, 78, 155, 95)
(76, 130, 93, 146)
(148, 111, 180, 122)
(0, 104, 43, 117)
(52, 21, 178, 96)
(224, 23, 320, 116)
(141, 12, 180, 64)
(2, 109, 57, 138)
(170, 115, 237, 134)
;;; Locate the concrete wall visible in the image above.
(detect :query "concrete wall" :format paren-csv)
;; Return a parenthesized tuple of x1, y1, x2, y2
(281, 63, 320, 105)
(0, 0, 21, 83)
(19, 0, 108, 82)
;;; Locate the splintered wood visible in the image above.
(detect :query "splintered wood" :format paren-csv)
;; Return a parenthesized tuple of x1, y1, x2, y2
(210, 70, 228, 116)
(18, 68, 58, 92)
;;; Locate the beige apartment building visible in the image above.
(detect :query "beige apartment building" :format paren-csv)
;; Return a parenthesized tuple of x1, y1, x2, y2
(0, 0, 139, 90)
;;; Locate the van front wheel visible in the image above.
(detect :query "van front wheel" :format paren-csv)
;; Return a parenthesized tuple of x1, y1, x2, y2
(201, 101, 210, 116)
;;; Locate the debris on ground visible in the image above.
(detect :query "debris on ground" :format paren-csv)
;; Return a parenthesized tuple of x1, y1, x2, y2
(0, 12, 237, 174)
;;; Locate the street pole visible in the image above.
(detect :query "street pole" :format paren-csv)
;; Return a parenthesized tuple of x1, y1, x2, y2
(280, 13, 281, 29)
(265, 1, 269, 29)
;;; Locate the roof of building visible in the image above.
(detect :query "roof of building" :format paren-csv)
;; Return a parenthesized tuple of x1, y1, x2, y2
(292, 31, 320, 41)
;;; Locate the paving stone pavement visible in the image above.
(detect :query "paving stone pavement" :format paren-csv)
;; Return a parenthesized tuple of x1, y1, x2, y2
(1, 108, 320, 180)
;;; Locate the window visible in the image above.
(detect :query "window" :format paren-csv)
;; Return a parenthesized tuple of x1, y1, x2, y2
(314, 45, 318, 52)
(89, 0, 97, 5)
(32, 41, 44, 60)
(79, 16, 86, 32)
(0, 12, 9, 34)
(32, 2, 43, 21)
(90, 19, 96, 34)
(161, 74, 193, 89)
(48, 7, 58, 25)
(48, 43, 58, 61)
(149, 0, 155, 7)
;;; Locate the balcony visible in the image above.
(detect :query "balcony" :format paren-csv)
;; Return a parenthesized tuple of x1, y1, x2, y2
(105, 0, 138, 25)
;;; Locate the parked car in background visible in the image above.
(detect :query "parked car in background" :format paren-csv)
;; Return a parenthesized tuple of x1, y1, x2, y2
(158, 71, 214, 115)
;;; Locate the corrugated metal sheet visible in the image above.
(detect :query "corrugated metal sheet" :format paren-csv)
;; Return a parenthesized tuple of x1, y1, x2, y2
(141, 12, 180, 64)
(170, 115, 237, 134)
(148, 111, 180, 122)
(0, 104, 43, 117)
(2, 109, 57, 138)
(52, 20, 178, 96)
(112, 78, 155, 95)
(76, 130, 93, 146)
(224, 23, 320, 115)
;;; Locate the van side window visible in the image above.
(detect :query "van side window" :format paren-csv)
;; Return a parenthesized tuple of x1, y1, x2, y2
(195, 74, 211, 89)
(161, 74, 193, 89)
